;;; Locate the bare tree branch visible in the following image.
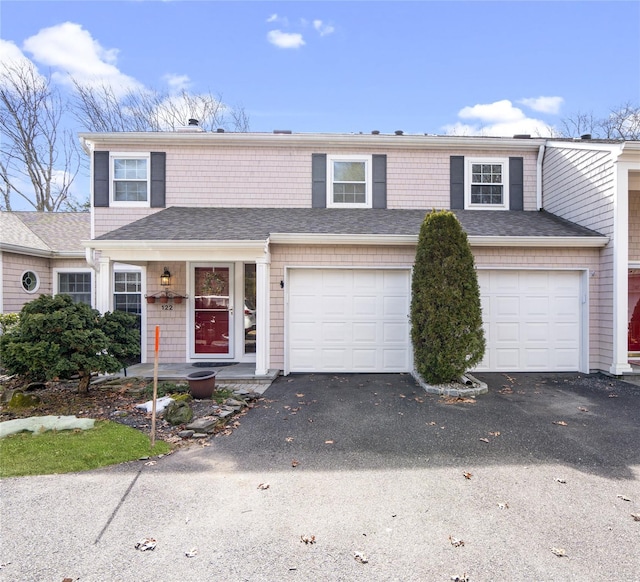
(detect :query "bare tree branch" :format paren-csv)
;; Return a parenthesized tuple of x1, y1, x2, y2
(0, 61, 81, 211)
(559, 103, 640, 140)
(73, 82, 250, 132)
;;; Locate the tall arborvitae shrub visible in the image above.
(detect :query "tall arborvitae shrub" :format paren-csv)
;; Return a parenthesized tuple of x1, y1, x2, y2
(411, 210, 485, 384)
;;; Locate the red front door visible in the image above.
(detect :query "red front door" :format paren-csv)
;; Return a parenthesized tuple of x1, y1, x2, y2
(194, 266, 233, 356)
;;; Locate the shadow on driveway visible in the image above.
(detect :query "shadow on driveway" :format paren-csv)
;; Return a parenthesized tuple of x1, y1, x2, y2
(167, 372, 640, 480)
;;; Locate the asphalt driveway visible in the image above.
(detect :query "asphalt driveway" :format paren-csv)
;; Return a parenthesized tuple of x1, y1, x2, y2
(1, 372, 639, 581)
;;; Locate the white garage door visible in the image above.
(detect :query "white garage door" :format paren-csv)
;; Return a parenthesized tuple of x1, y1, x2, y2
(288, 269, 411, 373)
(475, 270, 583, 372)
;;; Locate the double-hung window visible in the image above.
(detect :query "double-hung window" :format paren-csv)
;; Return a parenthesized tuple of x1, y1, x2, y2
(113, 271, 142, 315)
(466, 158, 509, 209)
(111, 153, 149, 206)
(327, 155, 372, 208)
(56, 270, 93, 306)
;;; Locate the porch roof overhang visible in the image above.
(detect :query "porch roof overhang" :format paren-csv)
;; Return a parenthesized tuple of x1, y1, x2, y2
(86, 206, 609, 256)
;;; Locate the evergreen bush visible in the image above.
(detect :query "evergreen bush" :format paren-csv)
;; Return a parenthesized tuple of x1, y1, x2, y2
(411, 210, 485, 384)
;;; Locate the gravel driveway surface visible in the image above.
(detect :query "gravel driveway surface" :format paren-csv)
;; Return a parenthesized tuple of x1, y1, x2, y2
(1, 372, 639, 581)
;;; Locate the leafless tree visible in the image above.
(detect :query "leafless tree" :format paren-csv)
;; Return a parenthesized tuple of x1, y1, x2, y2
(559, 102, 640, 140)
(0, 61, 81, 211)
(73, 83, 250, 133)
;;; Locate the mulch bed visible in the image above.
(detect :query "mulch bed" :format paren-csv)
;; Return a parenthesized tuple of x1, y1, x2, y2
(0, 376, 255, 446)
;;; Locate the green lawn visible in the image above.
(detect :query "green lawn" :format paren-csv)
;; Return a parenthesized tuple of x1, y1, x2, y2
(0, 421, 171, 478)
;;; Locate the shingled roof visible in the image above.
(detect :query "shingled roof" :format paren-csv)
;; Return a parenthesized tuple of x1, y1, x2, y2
(94, 207, 605, 242)
(0, 212, 90, 255)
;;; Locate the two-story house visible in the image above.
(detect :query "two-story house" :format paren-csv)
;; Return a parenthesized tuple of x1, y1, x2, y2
(3, 129, 638, 379)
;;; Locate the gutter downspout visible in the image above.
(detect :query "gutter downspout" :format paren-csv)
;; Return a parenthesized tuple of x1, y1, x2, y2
(536, 144, 545, 210)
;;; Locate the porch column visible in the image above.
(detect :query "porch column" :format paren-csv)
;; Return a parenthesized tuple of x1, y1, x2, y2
(610, 161, 632, 375)
(255, 260, 270, 376)
(95, 256, 111, 314)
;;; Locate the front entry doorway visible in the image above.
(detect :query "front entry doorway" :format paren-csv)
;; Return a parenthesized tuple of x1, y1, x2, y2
(193, 265, 234, 357)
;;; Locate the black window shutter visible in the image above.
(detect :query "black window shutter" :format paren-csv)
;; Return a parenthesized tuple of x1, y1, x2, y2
(372, 154, 387, 209)
(509, 157, 524, 211)
(93, 151, 110, 207)
(312, 153, 327, 208)
(450, 156, 464, 209)
(150, 152, 166, 208)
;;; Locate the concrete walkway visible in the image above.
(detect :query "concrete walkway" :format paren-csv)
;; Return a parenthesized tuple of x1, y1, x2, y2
(1, 372, 639, 581)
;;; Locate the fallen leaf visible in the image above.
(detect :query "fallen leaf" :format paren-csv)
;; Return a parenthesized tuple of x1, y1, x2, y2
(296, 393, 305, 397)
(617, 494, 631, 502)
(552, 421, 568, 426)
(555, 478, 567, 484)
(578, 406, 589, 412)
(135, 538, 157, 551)
(285, 436, 294, 442)
(353, 551, 369, 563)
(185, 547, 198, 558)
(144, 461, 156, 466)
(551, 547, 566, 557)
(325, 440, 334, 444)
(449, 535, 465, 547)
(463, 472, 473, 479)
(608, 394, 619, 398)
(497, 502, 509, 510)
(257, 483, 270, 490)
(451, 575, 470, 582)
(300, 534, 316, 544)
(291, 459, 299, 467)
(399, 394, 406, 398)
(427, 421, 437, 426)
(631, 513, 640, 521)
(489, 431, 501, 437)
(479, 438, 490, 443)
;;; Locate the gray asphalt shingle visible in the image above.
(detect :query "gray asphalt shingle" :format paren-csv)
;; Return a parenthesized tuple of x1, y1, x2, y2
(94, 207, 604, 242)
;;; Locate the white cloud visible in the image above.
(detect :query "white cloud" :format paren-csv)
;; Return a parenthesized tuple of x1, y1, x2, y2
(0, 39, 47, 91)
(22, 22, 142, 96)
(313, 19, 335, 36)
(266, 14, 288, 26)
(163, 73, 191, 93)
(519, 96, 564, 115)
(267, 30, 305, 49)
(444, 99, 556, 137)
(267, 13, 278, 22)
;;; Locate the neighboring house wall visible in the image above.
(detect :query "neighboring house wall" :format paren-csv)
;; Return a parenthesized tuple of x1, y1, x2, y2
(542, 146, 616, 371)
(629, 190, 640, 261)
(1, 252, 51, 312)
(92, 144, 540, 237)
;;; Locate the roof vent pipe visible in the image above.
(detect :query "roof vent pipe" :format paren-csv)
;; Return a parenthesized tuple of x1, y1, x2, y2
(188, 118, 199, 126)
(395, 130, 404, 135)
(216, 128, 225, 133)
(273, 129, 292, 134)
(371, 130, 380, 135)
(581, 133, 592, 140)
(513, 134, 531, 139)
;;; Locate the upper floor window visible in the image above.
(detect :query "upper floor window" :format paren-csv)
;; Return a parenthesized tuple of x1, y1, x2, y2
(466, 158, 509, 210)
(327, 155, 372, 208)
(56, 271, 92, 306)
(111, 153, 149, 206)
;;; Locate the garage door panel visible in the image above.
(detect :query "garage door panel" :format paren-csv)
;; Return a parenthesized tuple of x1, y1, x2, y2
(289, 269, 410, 373)
(475, 270, 582, 372)
(352, 322, 377, 343)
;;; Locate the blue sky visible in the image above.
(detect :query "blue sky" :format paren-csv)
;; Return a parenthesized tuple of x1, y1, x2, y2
(2, 0, 639, 138)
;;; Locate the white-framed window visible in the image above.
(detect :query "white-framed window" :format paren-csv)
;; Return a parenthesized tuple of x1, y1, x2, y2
(113, 270, 142, 315)
(54, 269, 93, 306)
(110, 152, 150, 206)
(21, 270, 40, 294)
(466, 158, 509, 209)
(327, 155, 372, 208)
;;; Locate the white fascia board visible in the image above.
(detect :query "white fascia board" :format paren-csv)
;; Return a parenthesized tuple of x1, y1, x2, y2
(78, 132, 545, 152)
(269, 233, 608, 248)
(0, 243, 52, 257)
(469, 235, 609, 248)
(270, 233, 417, 246)
(83, 239, 269, 262)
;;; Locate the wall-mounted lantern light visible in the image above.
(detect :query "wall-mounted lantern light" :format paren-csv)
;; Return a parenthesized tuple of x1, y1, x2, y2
(160, 267, 171, 287)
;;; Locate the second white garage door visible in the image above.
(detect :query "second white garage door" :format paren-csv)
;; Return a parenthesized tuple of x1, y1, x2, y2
(288, 268, 411, 373)
(475, 270, 583, 372)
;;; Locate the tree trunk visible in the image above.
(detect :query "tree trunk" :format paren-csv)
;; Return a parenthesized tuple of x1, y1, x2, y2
(77, 373, 91, 394)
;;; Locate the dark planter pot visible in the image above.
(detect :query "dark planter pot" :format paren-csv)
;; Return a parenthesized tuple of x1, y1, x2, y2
(174, 296, 183, 304)
(160, 295, 169, 304)
(146, 296, 156, 304)
(187, 370, 216, 399)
